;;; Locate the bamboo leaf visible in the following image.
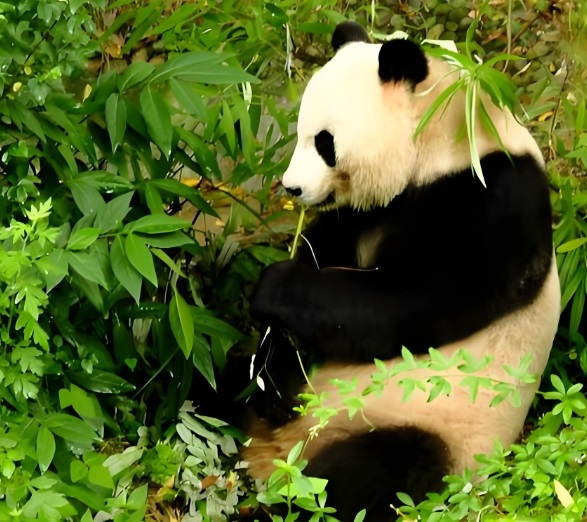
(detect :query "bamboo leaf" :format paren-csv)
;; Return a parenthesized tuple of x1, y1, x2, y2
(105, 93, 126, 153)
(125, 234, 158, 286)
(110, 236, 142, 303)
(170, 290, 194, 358)
(139, 87, 172, 158)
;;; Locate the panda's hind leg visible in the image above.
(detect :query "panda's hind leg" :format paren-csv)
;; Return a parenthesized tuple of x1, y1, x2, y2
(305, 427, 450, 522)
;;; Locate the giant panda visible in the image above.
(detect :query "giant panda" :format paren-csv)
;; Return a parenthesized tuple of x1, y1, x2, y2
(244, 21, 561, 522)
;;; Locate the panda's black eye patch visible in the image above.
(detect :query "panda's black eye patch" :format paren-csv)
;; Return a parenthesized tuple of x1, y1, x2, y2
(314, 130, 336, 167)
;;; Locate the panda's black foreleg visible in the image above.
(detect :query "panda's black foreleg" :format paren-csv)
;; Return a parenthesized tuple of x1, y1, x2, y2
(304, 428, 450, 522)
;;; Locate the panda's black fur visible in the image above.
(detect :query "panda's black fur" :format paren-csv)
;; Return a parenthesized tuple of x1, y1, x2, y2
(244, 21, 559, 522)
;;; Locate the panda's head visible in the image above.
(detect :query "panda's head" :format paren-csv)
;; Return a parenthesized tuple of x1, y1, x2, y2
(282, 21, 541, 210)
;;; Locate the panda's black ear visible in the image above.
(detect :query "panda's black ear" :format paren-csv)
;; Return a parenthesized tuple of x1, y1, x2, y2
(332, 21, 370, 53)
(378, 39, 428, 85)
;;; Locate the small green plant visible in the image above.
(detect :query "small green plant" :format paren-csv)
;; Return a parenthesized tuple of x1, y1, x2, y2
(256, 441, 367, 522)
(396, 375, 587, 522)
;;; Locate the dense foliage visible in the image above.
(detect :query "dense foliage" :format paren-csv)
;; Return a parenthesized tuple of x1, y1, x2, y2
(0, 0, 586, 520)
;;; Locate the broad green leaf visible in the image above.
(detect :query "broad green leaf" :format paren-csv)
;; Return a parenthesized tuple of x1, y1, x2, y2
(145, 184, 164, 214)
(9, 101, 46, 142)
(88, 465, 114, 489)
(94, 191, 135, 233)
(149, 178, 219, 217)
(139, 231, 197, 249)
(175, 63, 260, 85)
(127, 483, 148, 510)
(192, 336, 216, 390)
(192, 307, 244, 341)
(37, 427, 56, 474)
(170, 290, 194, 358)
(67, 251, 109, 289)
(396, 492, 415, 507)
(556, 237, 587, 253)
(118, 62, 155, 92)
(176, 127, 221, 180)
(169, 78, 207, 119)
(105, 93, 126, 152)
(148, 52, 229, 84)
(125, 234, 157, 286)
(71, 274, 104, 313)
(67, 228, 101, 251)
(69, 179, 106, 216)
(43, 413, 100, 444)
(151, 3, 198, 34)
(68, 370, 135, 394)
(127, 214, 191, 234)
(140, 87, 172, 157)
(70, 460, 89, 483)
(110, 236, 142, 303)
(152, 248, 185, 277)
(103, 448, 143, 476)
(75, 171, 134, 192)
(232, 95, 256, 167)
(35, 249, 68, 291)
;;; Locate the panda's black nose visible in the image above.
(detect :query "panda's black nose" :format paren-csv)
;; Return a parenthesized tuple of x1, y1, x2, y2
(285, 186, 302, 197)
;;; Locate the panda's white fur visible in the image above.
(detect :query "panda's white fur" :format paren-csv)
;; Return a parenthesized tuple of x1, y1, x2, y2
(284, 41, 542, 210)
(246, 22, 560, 521)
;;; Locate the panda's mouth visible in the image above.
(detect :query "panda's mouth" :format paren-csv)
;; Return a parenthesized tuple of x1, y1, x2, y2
(316, 191, 337, 210)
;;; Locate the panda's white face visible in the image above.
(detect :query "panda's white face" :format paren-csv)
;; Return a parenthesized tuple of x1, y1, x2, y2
(283, 42, 419, 210)
(282, 40, 543, 210)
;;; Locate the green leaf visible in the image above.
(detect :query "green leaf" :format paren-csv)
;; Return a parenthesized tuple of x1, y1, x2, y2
(149, 178, 219, 217)
(43, 413, 100, 444)
(94, 191, 135, 233)
(68, 370, 135, 394)
(125, 234, 158, 286)
(105, 93, 127, 153)
(67, 251, 109, 289)
(69, 179, 106, 216)
(9, 101, 46, 142)
(170, 289, 194, 358)
(170, 78, 207, 118)
(396, 492, 415, 507)
(35, 249, 68, 291)
(67, 228, 101, 251)
(37, 427, 56, 474)
(556, 237, 587, 253)
(118, 62, 155, 92)
(127, 214, 191, 234)
(176, 63, 260, 85)
(88, 465, 114, 489)
(75, 171, 134, 192)
(127, 483, 148, 510)
(70, 460, 89, 483)
(145, 184, 164, 214)
(176, 127, 221, 180)
(152, 3, 198, 34)
(103, 448, 143, 476)
(192, 307, 244, 341)
(148, 52, 229, 84)
(353, 510, 367, 522)
(414, 78, 463, 138)
(111, 236, 142, 303)
(152, 248, 185, 277)
(192, 336, 216, 390)
(140, 87, 172, 158)
(139, 231, 196, 248)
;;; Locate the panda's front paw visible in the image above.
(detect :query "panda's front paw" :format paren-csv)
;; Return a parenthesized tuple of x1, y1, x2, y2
(250, 260, 308, 325)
